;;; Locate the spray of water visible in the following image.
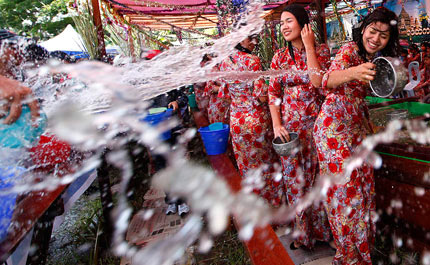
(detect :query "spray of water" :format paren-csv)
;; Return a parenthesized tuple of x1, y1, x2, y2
(1, 0, 430, 264)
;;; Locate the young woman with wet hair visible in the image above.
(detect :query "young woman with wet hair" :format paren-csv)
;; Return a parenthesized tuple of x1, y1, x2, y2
(268, 4, 332, 249)
(313, 7, 400, 264)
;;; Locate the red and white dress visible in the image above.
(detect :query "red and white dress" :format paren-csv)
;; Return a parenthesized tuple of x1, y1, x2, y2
(268, 44, 332, 247)
(313, 42, 375, 264)
(200, 65, 230, 124)
(219, 50, 282, 206)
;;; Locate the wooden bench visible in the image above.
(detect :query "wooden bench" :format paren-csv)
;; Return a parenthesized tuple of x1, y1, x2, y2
(192, 110, 294, 265)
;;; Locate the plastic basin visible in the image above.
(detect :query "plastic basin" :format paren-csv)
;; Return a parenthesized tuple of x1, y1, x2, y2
(140, 108, 173, 141)
(198, 123, 230, 155)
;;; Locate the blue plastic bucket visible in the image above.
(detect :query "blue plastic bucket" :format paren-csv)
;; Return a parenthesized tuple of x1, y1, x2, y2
(198, 123, 230, 155)
(140, 108, 173, 141)
(0, 166, 25, 242)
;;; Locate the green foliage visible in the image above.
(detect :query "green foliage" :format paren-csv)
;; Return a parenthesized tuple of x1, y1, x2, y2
(256, 24, 286, 70)
(71, 0, 100, 59)
(0, 0, 73, 40)
(194, 229, 250, 264)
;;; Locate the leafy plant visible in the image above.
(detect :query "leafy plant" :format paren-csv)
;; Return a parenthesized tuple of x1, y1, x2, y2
(70, 0, 100, 59)
(256, 23, 286, 70)
(0, 0, 73, 40)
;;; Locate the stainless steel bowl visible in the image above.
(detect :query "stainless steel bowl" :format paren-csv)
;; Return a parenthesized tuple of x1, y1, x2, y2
(370, 57, 408, 98)
(272, 132, 300, 156)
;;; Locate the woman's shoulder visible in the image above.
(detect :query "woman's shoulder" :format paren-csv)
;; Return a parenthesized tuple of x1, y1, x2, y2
(338, 41, 359, 54)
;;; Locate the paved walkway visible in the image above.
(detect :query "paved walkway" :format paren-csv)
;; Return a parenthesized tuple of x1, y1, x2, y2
(276, 228, 335, 265)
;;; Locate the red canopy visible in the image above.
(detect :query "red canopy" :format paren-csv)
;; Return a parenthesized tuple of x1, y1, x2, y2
(102, 0, 292, 30)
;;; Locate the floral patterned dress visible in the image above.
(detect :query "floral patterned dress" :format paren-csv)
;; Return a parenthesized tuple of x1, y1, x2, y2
(268, 44, 332, 247)
(219, 50, 282, 206)
(202, 65, 231, 124)
(313, 42, 375, 264)
(194, 82, 209, 112)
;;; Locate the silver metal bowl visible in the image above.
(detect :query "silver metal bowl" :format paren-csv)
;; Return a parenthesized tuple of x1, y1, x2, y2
(272, 132, 300, 156)
(370, 57, 408, 98)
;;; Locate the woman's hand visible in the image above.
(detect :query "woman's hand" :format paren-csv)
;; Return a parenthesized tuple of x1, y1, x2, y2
(273, 124, 290, 143)
(301, 24, 315, 51)
(350, 62, 376, 82)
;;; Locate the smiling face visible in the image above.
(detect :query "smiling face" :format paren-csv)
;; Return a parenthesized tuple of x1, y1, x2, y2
(362, 22, 390, 55)
(280, 11, 301, 42)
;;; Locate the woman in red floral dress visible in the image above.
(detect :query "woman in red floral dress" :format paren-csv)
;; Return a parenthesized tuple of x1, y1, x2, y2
(313, 8, 400, 264)
(268, 4, 332, 249)
(219, 35, 281, 206)
(193, 54, 213, 118)
(204, 76, 230, 124)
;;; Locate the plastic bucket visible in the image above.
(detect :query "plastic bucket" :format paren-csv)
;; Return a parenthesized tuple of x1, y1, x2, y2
(198, 123, 230, 155)
(0, 166, 25, 242)
(188, 94, 197, 108)
(0, 105, 47, 148)
(141, 108, 173, 140)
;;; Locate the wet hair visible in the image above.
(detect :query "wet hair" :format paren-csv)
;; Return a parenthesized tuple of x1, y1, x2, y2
(281, 4, 310, 63)
(352, 7, 400, 60)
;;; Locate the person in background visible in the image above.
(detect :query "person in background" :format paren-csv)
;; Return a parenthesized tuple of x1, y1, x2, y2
(400, 48, 408, 67)
(192, 54, 213, 119)
(204, 64, 230, 125)
(406, 43, 420, 66)
(420, 42, 427, 68)
(268, 4, 331, 250)
(313, 7, 400, 264)
(218, 33, 281, 207)
(414, 55, 430, 99)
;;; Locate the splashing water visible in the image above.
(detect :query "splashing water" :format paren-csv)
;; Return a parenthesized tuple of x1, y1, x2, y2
(1, 0, 430, 264)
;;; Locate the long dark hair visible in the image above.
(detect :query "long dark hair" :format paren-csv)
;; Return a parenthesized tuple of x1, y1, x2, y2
(352, 7, 401, 60)
(281, 4, 310, 63)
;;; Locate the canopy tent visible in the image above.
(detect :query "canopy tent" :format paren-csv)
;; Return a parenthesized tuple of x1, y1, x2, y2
(40, 24, 86, 53)
(40, 24, 90, 59)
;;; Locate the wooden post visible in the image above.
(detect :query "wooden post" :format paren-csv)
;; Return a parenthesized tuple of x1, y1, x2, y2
(315, 0, 327, 43)
(128, 27, 135, 61)
(91, 0, 107, 60)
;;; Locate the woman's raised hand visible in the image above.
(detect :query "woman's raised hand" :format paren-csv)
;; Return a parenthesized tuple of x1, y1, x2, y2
(301, 24, 315, 51)
(351, 62, 376, 82)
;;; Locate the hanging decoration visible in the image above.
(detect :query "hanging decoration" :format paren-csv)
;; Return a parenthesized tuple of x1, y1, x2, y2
(330, 0, 347, 41)
(342, 0, 363, 20)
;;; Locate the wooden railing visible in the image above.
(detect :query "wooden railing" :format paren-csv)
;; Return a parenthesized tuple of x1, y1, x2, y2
(192, 110, 294, 265)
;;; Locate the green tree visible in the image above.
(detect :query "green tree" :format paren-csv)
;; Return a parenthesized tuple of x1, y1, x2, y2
(0, 0, 73, 40)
